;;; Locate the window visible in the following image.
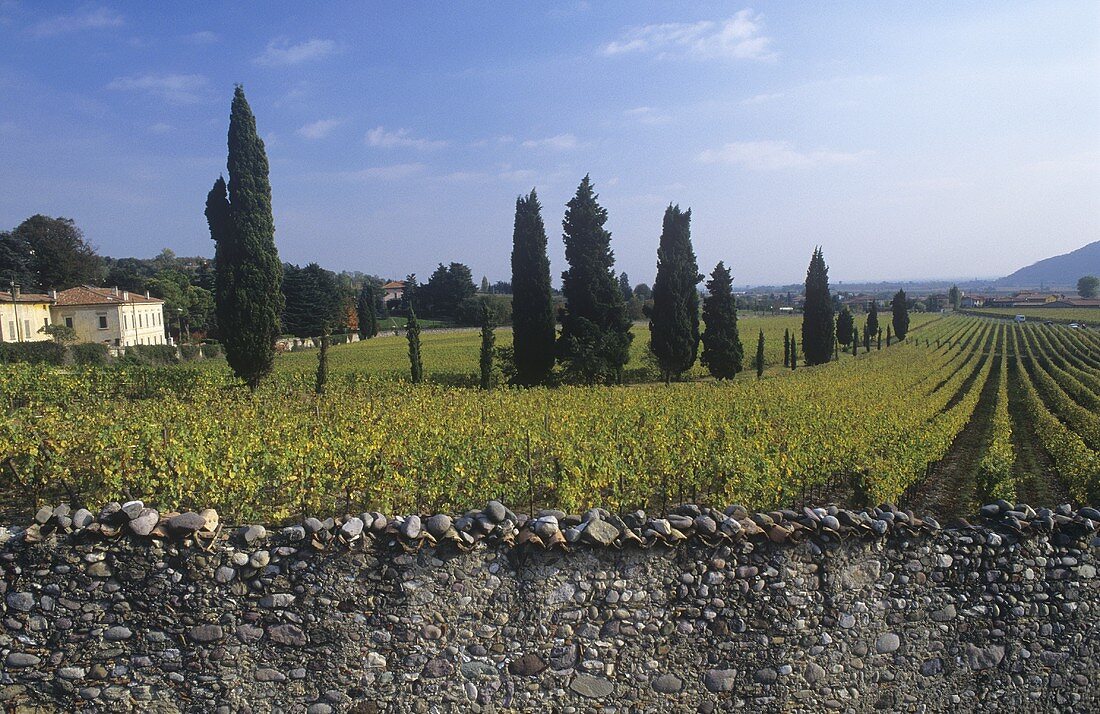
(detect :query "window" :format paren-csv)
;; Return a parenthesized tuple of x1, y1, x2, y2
(23, 319, 30, 336)
(65, 317, 73, 329)
(7, 321, 14, 338)
(97, 314, 108, 329)
(43, 318, 49, 328)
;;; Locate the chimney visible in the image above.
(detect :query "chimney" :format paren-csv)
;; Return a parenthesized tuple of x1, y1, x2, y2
(122, 291, 129, 301)
(11, 285, 20, 299)
(113, 286, 120, 297)
(145, 290, 150, 299)
(48, 290, 57, 300)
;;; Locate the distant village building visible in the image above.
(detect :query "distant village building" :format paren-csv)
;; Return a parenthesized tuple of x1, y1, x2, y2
(0, 287, 54, 343)
(1045, 298, 1100, 309)
(382, 280, 406, 303)
(51, 286, 167, 347)
(987, 292, 1063, 308)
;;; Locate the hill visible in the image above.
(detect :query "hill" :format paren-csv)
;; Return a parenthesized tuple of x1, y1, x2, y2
(996, 240, 1100, 289)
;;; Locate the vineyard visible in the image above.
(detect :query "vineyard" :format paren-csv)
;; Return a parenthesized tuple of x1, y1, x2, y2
(1, 316, 1096, 522)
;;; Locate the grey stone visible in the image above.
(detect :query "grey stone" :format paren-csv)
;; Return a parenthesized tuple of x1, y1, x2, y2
(875, 633, 901, 654)
(485, 501, 507, 523)
(570, 674, 614, 698)
(805, 662, 826, 685)
(168, 512, 206, 532)
(424, 514, 452, 539)
(214, 566, 236, 584)
(34, 506, 53, 524)
(121, 500, 144, 519)
(583, 519, 620, 546)
(129, 508, 159, 537)
(400, 515, 422, 540)
(704, 669, 738, 692)
(422, 657, 453, 678)
(71, 509, 94, 529)
(6, 591, 34, 612)
(268, 624, 308, 647)
(508, 653, 546, 676)
(340, 517, 364, 539)
(754, 667, 777, 684)
(5, 653, 41, 668)
(254, 668, 286, 682)
(104, 626, 132, 641)
(965, 643, 1005, 671)
(652, 673, 683, 693)
(241, 525, 267, 544)
(188, 625, 224, 643)
(930, 604, 956, 622)
(249, 550, 270, 568)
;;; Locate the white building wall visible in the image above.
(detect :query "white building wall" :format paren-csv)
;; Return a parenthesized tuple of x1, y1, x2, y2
(51, 302, 167, 346)
(0, 302, 53, 343)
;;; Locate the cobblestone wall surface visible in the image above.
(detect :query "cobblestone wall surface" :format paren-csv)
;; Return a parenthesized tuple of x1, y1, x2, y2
(1, 501, 1098, 712)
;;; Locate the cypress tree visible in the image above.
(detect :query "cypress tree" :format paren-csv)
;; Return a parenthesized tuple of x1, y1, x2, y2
(755, 329, 765, 379)
(619, 272, 633, 303)
(699, 261, 742, 380)
(357, 283, 378, 339)
(205, 85, 283, 390)
(852, 326, 859, 356)
(887, 325, 892, 346)
(790, 337, 798, 369)
(866, 301, 879, 341)
(800, 247, 834, 366)
(877, 328, 882, 350)
(557, 176, 632, 384)
(650, 205, 703, 382)
(836, 307, 854, 346)
(510, 190, 556, 385)
(407, 307, 423, 383)
(479, 301, 495, 390)
(863, 326, 871, 353)
(783, 329, 791, 368)
(315, 331, 329, 395)
(891, 290, 910, 340)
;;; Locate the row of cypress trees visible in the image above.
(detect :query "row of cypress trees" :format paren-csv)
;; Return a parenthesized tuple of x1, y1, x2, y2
(204, 87, 913, 390)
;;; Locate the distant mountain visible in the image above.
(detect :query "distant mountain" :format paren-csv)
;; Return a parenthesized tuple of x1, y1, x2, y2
(996, 241, 1100, 289)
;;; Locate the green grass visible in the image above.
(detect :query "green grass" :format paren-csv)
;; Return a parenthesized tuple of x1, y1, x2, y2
(272, 313, 944, 386)
(962, 307, 1100, 325)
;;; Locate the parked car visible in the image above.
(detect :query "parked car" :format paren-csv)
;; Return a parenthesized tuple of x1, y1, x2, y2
(1068, 323, 1081, 329)
(1014, 315, 1026, 323)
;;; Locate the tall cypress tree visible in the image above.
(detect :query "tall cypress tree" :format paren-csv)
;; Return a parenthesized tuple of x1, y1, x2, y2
(852, 326, 859, 356)
(891, 290, 910, 340)
(510, 190, 556, 385)
(407, 307, 423, 383)
(479, 301, 495, 390)
(866, 301, 880, 341)
(357, 283, 378, 339)
(790, 337, 798, 370)
(205, 85, 283, 390)
(699, 261, 742, 380)
(557, 176, 632, 384)
(755, 329, 765, 379)
(650, 205, 702, 382)
(800, 247, 834, 366)
(836, 307, 854, 346)
(783, 329, 791, 368)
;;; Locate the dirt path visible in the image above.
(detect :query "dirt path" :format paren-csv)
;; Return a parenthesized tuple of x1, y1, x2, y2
(901, 355, 1000, 520)
(1006, 358, 1073, 508)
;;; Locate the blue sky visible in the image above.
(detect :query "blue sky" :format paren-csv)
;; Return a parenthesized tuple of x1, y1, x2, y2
(1, 1, 1097, 285)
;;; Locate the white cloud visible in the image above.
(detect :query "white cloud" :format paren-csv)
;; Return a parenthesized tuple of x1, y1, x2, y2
(366, 126, 446, 150)
(106, 73, 208, 104)
(148, 122, 173, 134)
(699, 140, 870, 170)
(624, 106, 671, 125)
(331, 164, 426, 181)
(602, 10, 775, 61)
(29, 6, 122, 37)
(740, 92, 783, 106)
(522, 133, 578, 150)
(253, 38, 337, 67)
(297, 118, 344, 140)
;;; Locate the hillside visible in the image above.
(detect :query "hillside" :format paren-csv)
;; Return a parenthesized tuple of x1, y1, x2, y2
(996, 240, 1100, 288)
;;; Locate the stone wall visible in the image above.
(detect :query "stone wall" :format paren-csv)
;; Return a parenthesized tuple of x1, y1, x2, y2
(1, 501, 1098, 713)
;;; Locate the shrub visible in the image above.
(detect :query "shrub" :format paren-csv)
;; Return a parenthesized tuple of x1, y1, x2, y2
(180, 344, 202, 361)
(201, 342, 223, 359)
(0, 341, 66, 366)
(455, 295, 512, 326)
(121, 344, 179, 366)
(71, 342, 109, 367)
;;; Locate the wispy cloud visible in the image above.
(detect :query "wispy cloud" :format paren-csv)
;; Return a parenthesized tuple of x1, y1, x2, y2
(148, 122, 173, 134)
(366, 126, 446, 150)
(253, 38, 337, 67)
(329, 163, 426, 181)
(29, 5, 123, 37)
(297, 118, 344, 140)
(624, 106, 671, 125)
(106, 73, 208, 104)
(185, 30, 218, 44)
(602, 10, 775, 61)
(522, 133, 578, 150)
(699, 140, 870, 170)
(740, 92, 783, 106)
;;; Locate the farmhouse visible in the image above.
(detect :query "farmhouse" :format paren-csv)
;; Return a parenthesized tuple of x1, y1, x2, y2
(382, 280, 406, 303)
(1045, 298, 1100, 309)
(51, 286, 167, 347)
(0, 287, 54, 343)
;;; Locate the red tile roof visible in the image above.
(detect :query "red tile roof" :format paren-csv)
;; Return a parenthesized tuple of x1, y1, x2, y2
(53, 285, 163, 307)
(0, 292, 52, 304)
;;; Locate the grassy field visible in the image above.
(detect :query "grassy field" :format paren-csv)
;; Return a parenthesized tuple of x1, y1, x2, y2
(962, 307, 1100, 325)
(275, 313, 944, 386)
